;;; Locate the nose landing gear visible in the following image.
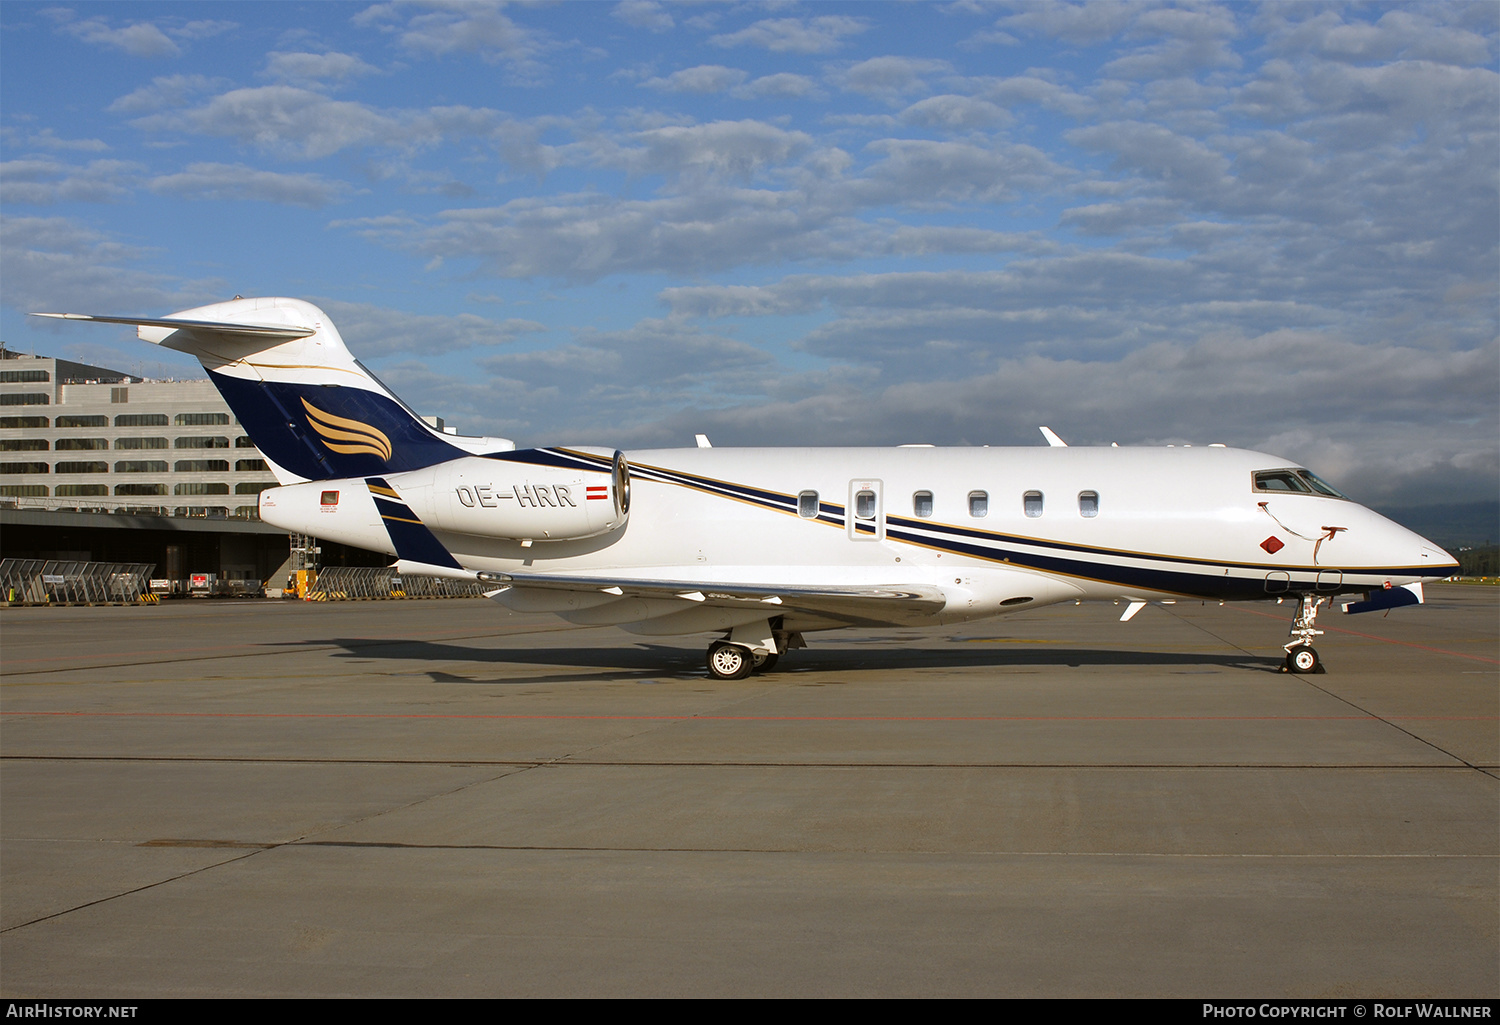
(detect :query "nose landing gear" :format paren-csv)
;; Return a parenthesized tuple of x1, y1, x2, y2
(1283, 594, 1327, 673)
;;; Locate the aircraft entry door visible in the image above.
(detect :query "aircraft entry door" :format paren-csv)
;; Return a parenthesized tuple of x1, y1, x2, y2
(847, 478, 885, 541)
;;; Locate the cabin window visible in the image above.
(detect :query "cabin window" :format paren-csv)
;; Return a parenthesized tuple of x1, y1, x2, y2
(913, 491, 933, 518)
(1078, 491, 1099, 517)
(797, 490, 819, 518)
(968, 491, 988, 518)
(854, 490, 876, 519)
(1023, 491, 1044, 518)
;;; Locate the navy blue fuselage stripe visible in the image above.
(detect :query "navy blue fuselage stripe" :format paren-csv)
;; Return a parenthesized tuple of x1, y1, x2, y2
(365, 477, 461, 569)
(498, 448, 1436, 598)
(208, 372, 468, 480)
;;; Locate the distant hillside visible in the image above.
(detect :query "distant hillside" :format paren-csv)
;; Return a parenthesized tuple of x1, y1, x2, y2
(1373, 501, 1500, 551)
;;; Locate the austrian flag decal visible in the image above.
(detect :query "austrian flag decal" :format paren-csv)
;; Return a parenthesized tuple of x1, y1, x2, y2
(586, 485, 609, 502)
(1260, 536, 1285, 554)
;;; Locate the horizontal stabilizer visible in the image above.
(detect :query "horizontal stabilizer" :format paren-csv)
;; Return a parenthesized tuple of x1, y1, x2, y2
(30, 312, 314, 342)
(1341, 582, 1423, 615)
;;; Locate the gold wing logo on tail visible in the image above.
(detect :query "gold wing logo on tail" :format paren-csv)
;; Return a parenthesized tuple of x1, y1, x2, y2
(301, 398, 393, 461)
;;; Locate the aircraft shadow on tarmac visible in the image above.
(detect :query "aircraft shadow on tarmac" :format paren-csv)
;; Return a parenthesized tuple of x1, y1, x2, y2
(301, 636, 1284, 686)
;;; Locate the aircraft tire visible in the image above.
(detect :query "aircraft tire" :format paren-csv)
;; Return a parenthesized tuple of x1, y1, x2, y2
(753, 652, 779, 673)
(707, 641, 754, 680)
(1286, 647, 1320, 674)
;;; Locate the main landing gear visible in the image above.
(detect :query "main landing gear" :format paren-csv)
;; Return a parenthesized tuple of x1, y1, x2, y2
(705, 622, 799, 680)
(707, 641, 756, 680)
(705, 641, 786, 680)
(1283, 594, 1327, 674)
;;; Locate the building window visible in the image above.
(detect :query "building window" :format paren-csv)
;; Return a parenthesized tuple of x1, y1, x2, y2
(968, 491, 988, 517)
(175, 436, 229, 449)
(234, 436, 256, 448)
(0, 484, 48, 497)
(174, 482, 230, 495)
(797, 490, 819, 518)
(236, 481, 276, 495)
(0, 462, 48, 474)
(0, 416, 49, 429)
(111, 387, 129, 403)
(913, 491, 933, 518)
(115, 437, 168, 449)
(115, 483, 167, 496)
(175, 459, 229, 473)
(0, 438, 48, 451)
(54, 461, 109, 473)
(1023, 491, 1044, 517)
(234, 505, 261, 520)
(1, 394, 51, 406)
(115, 414, 168, 427)
(1078, 491, 1099, 517)
(174, 412, 230, 426)
(55, 438, 108, 451)
(174, 506, 228, 518)
(55, 415, 106, 427)
(55, 484, 108, 497)
(235, 458, 268, 472)
(115, 460, 169, 473)
(0, 370, 50, 383)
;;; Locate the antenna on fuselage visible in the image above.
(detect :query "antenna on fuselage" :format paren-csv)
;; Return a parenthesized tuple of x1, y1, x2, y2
(1039, 426, 1067, 447)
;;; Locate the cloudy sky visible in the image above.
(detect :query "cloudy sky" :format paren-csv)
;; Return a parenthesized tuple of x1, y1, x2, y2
(2, 1, 1495, 507)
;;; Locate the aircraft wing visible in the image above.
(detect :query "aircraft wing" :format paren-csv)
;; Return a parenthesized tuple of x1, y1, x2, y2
(480, 571, 949, 624)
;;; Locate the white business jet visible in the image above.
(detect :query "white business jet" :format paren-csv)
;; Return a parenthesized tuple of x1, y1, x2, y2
(35, 298, 1458, 678)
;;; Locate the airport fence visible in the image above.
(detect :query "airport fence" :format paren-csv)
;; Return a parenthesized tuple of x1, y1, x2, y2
(304, 566, 488, 601)
(1, 559, 156, 605)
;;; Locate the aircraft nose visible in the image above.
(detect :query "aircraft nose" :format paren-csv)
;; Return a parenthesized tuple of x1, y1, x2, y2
(1420, 542, 1460, 575)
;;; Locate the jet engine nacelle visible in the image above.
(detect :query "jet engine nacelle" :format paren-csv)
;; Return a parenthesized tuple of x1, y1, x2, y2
(425, 451, 629, 542)
(259, 450, 630, 550)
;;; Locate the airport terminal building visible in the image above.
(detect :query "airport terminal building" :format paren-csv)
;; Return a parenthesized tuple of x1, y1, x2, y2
(0, 347, 278, 517)
(0, 347, 339, 587)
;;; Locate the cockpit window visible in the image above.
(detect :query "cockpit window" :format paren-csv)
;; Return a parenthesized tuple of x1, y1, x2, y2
(1254, 470, 1310, 493)
(1253, 468, 1348, 499)
(1296, 470, 1348, 499)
